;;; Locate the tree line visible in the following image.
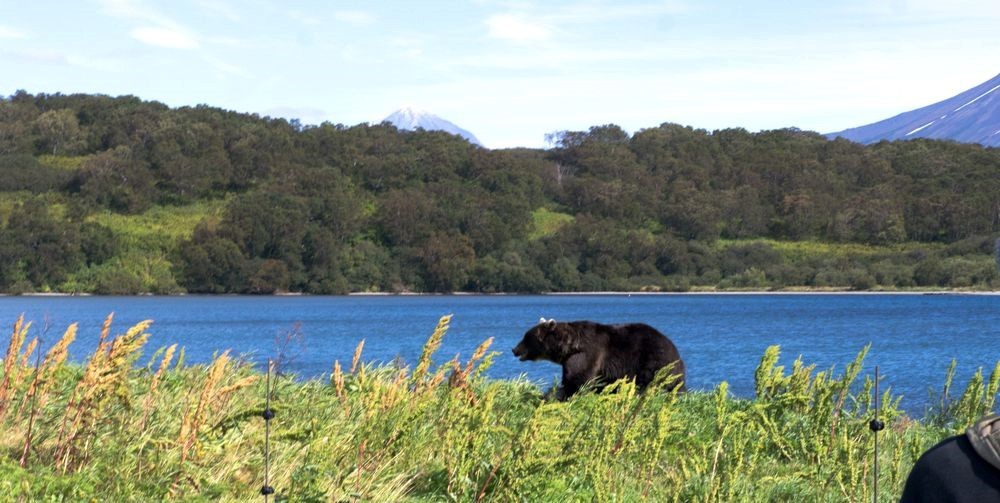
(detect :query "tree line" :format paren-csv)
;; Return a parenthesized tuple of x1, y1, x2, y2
(1, 91, 998, 293)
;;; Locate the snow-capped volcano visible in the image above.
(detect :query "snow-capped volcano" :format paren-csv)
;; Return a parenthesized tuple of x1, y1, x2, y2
(383, 107, 482, 146)
(828, 72, 1000, 147)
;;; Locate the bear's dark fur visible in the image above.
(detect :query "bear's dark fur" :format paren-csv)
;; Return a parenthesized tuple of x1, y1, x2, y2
(512, 319, 686, 400)
(899, 434, 1000, 502)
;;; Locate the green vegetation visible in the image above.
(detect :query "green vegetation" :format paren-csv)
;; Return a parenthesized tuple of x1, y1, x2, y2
(87, 199, 228, 250)
(1, 314, 998, 500)
(36, 154, 88, 172)
(529, 208, 575, 240)
(1, 92, 999, 293)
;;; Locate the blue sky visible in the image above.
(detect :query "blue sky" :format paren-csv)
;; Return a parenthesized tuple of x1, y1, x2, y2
(2, 0, 998, 148)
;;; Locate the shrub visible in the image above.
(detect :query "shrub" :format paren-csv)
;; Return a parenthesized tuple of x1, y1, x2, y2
(847, 268, 876, 290)
(719, 267, 769, 289)
(941, 256, 997, 288)
(871, 260, 915, 288)
(814, 267, 849, 287)
(249, 259, 291, 294)
(0, 154, 73, 192)
(944, 235, 994, 256)
(719, 242, 783, 277)
(913, 258, 947, 287)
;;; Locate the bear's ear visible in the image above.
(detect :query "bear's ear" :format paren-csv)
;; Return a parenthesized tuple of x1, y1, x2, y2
(545, 319, 556, 329)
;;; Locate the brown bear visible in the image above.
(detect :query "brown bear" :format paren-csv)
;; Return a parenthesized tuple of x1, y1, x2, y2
(512, 318, 686, 400)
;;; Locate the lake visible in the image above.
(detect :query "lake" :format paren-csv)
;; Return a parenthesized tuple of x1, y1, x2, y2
(1, 293, 997, 415)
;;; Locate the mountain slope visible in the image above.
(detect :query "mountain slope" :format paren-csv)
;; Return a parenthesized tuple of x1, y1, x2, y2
(829, 73, 1000, 147)
(383, 107, 483, 146)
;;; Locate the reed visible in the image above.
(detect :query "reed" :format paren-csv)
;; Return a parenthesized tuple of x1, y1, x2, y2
(138, 343, 176, 431)
(0, 315, 31, 420)
(54, 315, 152, 471)
(411, 313, 451, 388)
(0, 314, 995, 501)
(11, 323, 77, 422)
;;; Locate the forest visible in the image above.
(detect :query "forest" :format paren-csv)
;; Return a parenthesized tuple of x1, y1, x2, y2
(1, 90, 999, 294)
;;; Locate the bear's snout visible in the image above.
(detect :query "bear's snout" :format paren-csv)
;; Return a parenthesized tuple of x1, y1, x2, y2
(512, 344, 528, 361)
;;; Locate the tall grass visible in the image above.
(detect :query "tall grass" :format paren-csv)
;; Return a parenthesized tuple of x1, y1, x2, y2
(86, 199, 228, 253)
(0, 314, 995, 500)
(713, 238, 945, 264)
(529, 207, 575, 240)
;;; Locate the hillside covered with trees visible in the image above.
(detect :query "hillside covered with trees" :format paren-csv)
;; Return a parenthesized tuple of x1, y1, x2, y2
(1, 91, 998, 294)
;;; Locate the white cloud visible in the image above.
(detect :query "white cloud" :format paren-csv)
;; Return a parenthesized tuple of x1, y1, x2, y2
(486, 14, 551, 42)
(288, 9, 375, 27)
(8, 49, 122, 71)
(131, 26, 199, 49)
(855, 0, 1000, 19)
(100, 0, 170, 25)
(194, 0, 242, 23)
(289, 10, 322, 26)
(545, 1, 690, 24)
(0, 25, 27, 39)
(207, 36, 249, 48)
(334, 10, 376, 25)
(484, 0, 688, 41)
(66, 55, 124, 71)
(101, 0, 202, 49)
(203, 54, 248, 77)
(10, 49, 66, 65)
(389, 36, 425, 60)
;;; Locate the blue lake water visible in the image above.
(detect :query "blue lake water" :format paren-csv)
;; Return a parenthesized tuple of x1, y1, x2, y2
(1, 294, 997, 415)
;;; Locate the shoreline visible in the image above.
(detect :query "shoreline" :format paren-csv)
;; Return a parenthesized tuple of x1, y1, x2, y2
(7, 289, 1000, 297)
(533, 290, 1000, 296)
(348, 288, 1000, 296)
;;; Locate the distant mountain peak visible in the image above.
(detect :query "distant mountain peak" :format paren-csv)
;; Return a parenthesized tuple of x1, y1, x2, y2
(383, 107, 482, 146)
(396, 105, 430, 116)
(828, 72, 1000, 147)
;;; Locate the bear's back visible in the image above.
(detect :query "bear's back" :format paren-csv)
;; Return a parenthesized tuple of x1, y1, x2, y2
(600, 322, 685, 390)
(607, 323, 678, 355)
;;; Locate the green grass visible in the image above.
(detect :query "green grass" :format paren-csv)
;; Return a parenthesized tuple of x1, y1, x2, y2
(36, 155, 89, 171)
(529, 207, 574, 240)
(0, 191, 69, 224)
(714, 238, 946, 264)
(1, 314, 997, 501)
(86, 199, 228, 254)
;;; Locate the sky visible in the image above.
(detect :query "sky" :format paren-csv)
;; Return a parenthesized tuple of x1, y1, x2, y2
(2, 0, 999, 149)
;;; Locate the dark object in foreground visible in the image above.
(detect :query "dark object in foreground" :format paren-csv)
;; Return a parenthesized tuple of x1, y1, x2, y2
(512, 319, 686, 400)
(900, 414, 1000, 502)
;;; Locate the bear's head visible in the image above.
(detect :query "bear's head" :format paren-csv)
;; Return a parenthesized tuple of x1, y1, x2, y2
(512, 318, 575, 362)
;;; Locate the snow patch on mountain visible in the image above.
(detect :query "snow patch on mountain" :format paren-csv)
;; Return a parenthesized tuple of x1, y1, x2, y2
(828, 72, 1000, 147)
(383, 107, 483, 146)
(953, 83, 1000, 112)
(905, 121, 935, 136)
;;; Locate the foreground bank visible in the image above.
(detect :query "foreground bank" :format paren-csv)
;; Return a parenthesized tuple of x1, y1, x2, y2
(0, 315, 996, 501)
